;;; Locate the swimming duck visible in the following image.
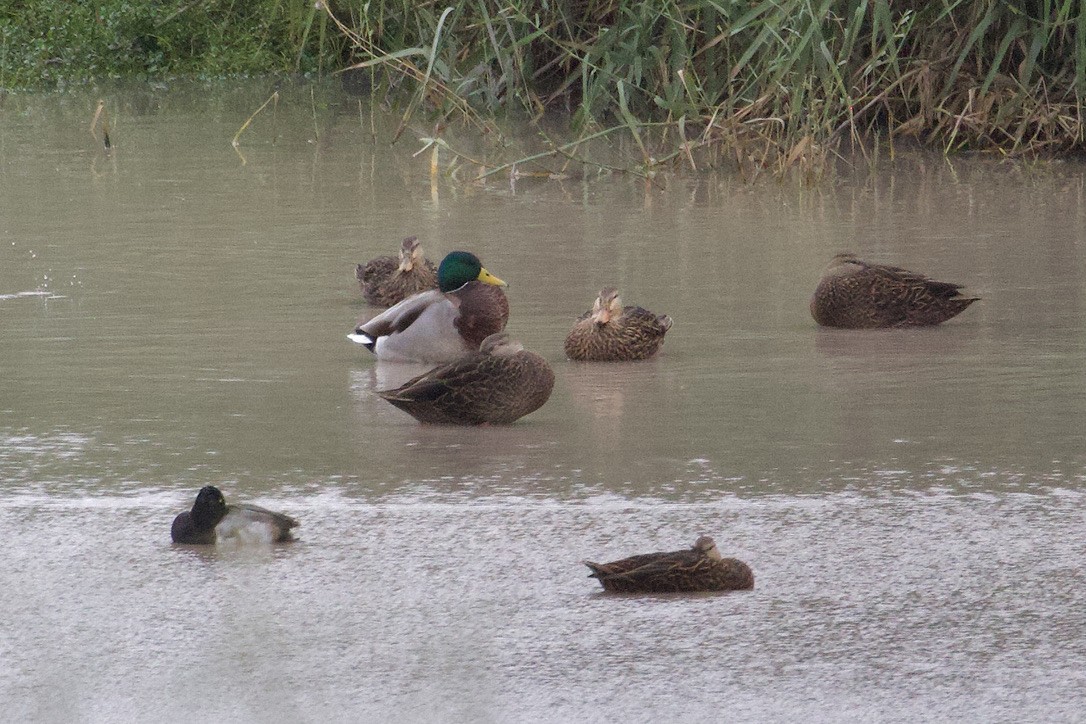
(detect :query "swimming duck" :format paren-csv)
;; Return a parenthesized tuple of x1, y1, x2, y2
(356, 235, 438, 307)
(348, 251, 509, 363)
(810, 252, 980, 328)
(171, 486, 298, 545)
(584, 536, 754, 593)
(377, 332, 554, 425)
(564, 287, 672, 361)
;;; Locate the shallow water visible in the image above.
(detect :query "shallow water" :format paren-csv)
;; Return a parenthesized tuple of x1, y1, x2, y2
(2, 81, 1086, 722)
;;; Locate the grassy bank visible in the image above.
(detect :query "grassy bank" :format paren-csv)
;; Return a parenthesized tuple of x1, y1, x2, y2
(0, 1, 338, 86)
(5, 1, 1084, 173)
(324, 0, 1085, 172)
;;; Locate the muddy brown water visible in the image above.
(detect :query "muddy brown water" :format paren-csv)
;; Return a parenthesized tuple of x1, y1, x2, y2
(2, 81, 1085, 721)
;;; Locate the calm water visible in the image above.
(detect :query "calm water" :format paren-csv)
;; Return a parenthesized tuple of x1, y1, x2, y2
(2, 81, 1086, 722)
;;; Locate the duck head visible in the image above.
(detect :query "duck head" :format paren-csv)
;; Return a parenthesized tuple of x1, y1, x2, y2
(190, 485, 229, 531)
(397, 236, 424, 272)
(438, 251, 507, 293)
(692, 535, 722, 560)
(822, 252, 866, 278)
(591, 287, 622, 325)
(479, 332, 523, 357)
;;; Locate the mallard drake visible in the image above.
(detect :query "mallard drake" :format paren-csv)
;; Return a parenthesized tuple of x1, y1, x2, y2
(811, 252, 980, 328)
(565, 287, 672, 361)
(348, 251, 509, 363)
(171, 486, 298, 545)
(584, 536, 754, 593)
(356, 235, 438, 307)
(377, 333, 554, 425)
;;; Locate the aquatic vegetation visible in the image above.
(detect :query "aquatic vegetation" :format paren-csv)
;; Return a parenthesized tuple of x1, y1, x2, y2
(5, 1, 1084, 172)
(0, 1, 339, 86)
(319, 0, 1086, 172)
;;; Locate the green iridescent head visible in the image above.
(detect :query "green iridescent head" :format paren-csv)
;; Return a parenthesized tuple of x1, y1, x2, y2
(437, 251, 507, 293)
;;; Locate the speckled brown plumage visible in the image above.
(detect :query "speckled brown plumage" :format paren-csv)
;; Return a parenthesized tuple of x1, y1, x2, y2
(584, 536, 754, 593)
(377, 333, 554, 425)
(356, 235, 438, 307)
(811, 252, 980, 328)
(565, 287, 672, 361)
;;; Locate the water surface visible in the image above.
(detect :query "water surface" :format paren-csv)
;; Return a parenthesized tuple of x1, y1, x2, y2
(2, 81, 1085, 722)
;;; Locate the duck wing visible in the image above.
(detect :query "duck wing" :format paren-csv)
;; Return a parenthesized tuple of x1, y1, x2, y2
(355, 290, 448, 342)
(584, 546, 699, 578)
(350, 290, 477, 362)
(357, 254, 397, 286)
(219, 503, 298, 543)
(596, 552, 718, 592)
(585, 551, 669, 578)
(868, 262, 966, 297)
(866, 263, 977, 325)
(378, 348, 552, 425)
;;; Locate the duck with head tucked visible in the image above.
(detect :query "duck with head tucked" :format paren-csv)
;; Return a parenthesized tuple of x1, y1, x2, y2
(811, 252, 980, 328)
(584, 535, 754, 593)
(565, 287, 672, 361)
(356, 235, 438, 307)
(171, 486, 298, 545)
(348, 251, 509, 364)
(377, 332, 554, 425)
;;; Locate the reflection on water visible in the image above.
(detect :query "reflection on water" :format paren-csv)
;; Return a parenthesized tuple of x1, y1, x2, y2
(2, 80, 1086, 720)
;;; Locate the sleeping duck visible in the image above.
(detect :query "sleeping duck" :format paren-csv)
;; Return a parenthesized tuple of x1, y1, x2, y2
(356, 235, 438, 307)
(171, 485, 298, 545)
(810, 252, 980, 328)
(564, 287, 672, 361)
(584, 536, 754, 593)
(348, 251, 509, 364)
(377, 332, 555, 425)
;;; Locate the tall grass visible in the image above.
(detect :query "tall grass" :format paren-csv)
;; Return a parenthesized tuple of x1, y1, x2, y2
(323, 0, 1086, 171)
(5, 1, 1081, 173)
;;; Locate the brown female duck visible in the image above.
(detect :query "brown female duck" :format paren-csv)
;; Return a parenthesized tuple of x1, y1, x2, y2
(584, 536, 754, 593)
(810, 252, 980, 328)
(356, 235, 438, 307)
(565, 287, 672, 361)
(348, 251, 509, 363)
(377, 333, 554, 425)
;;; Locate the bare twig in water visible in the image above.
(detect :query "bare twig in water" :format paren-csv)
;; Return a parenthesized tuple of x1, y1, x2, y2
(475, 123, 673, 182)
(90, 100, 112, 155)
(232, 91, 280, 149)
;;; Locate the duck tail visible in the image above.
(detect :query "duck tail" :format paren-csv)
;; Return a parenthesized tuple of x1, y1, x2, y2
(347, 331, 377, 352)
(583, 560, 606, 579)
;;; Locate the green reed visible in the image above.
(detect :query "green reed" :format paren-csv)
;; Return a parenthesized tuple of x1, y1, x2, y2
(323, 0, 1086, 170)
(5, 1, 1082, 172)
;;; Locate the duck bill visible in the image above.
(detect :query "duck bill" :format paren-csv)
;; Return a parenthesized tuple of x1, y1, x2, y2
(476, 267, 508, 287)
